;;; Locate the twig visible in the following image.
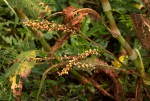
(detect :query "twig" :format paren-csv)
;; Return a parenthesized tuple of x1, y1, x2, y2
(46, 12, 62, 20)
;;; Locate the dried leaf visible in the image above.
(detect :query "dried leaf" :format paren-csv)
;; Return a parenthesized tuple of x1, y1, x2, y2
(131, 13, 150, 52)
(62, 6, 88, 29)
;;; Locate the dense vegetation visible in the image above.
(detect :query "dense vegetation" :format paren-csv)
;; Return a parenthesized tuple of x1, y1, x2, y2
(0, 0, 150, 101)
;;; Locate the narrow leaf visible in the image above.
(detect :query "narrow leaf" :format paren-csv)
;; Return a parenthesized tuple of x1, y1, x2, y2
(5, 63, 20, 78)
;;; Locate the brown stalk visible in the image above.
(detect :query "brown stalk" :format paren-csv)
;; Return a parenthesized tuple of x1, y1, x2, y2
(70, 70, 115, 100)
(89, 78, 115, 100)
(51, 33, 71, 56)
(46, 12, 62, 19)
(135, 77, 143, 101)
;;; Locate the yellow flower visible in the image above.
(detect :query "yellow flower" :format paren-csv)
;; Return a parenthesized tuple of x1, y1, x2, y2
(134, 3, 144, 10)
(112, 55, 128, 68)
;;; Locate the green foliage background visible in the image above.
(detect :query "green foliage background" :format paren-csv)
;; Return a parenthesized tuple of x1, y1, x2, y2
(0, 0, 150, 100)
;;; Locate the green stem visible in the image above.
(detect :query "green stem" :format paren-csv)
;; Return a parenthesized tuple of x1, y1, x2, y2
(116, 35, 137, 60)
(101, 0, 147, 84)
(101, 0, 121, 37)
(39, 37, 51, 52)
(15, 9, 51, 52)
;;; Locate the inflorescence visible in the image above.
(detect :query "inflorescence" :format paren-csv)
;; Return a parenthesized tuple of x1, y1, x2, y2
(23, 20, 75, 33)
(58, 49, 99, 76)
(11, 49, 100, 76)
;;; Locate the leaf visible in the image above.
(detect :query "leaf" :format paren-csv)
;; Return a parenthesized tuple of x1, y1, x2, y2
(144, 79, 150, 85)
(46, 80, 58, 86)
(7, 0, 42, 18)
(29, 90, 38, 98)
(5, 50, 36, 78)
(3, 0, 17, 15)
(2, 36, 13, 45)
(5, 63, 21, 78)
(44, 30, 57, 40)
(20, 61, 35, 72)
(19, 61, 35, 79)
(148, 68, 150, 74)
(17, 50, 36, 62)
(131, 13, 150, 52)
(81, 16, 91, 33)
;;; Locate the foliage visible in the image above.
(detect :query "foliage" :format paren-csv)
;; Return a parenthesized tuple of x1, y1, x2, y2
(0, 0, 150, 101)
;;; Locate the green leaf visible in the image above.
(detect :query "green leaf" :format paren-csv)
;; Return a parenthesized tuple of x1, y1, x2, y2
(7, 0, 42, 18)
(148, 68, 150, 74)
(5, 63, 21, 78)
(5, 50, 36, 78)
(16, 50, 36, 62)
(46, 80, 58, 86)
(22, 61, 35, 70)
(44, 30, 57, 40)
(16, 75, 20, 84)
(30, 90, 38, 98)
(81, 16, 91, 33)
(143, 77, 150, 85)
(2, 36, 13, 45)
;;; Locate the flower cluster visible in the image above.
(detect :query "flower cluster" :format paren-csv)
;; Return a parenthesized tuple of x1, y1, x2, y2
(60, 55, 74, 60)
(74, 61, 95, 71)
(23, 20, 75, 33)
(28, 57, 55, 62)
(58, 49, 99, 76)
